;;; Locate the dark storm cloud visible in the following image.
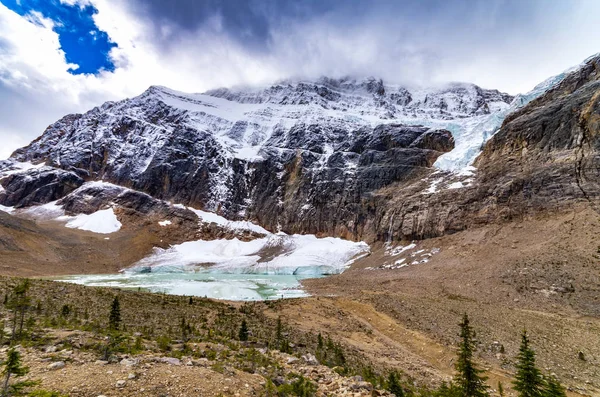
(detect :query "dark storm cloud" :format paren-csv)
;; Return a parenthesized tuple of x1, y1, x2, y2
(122, 0, 336, 49)
(121, 0, 571, 54)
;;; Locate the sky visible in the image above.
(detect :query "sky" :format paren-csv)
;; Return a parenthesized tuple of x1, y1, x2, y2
(0, 0, 599, 159)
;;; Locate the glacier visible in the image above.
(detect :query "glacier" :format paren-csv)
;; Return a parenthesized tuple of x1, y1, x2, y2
(128, 233, 370, 276)
(434, 56, 596, 171)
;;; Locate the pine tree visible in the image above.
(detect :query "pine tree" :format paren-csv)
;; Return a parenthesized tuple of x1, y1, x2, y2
(498, 381, 504, 397)
(108, 296, 121, 331)
(180, 317, 188, 341)
(7, 281, 30, 342)
(454, 313, 489, 397)
(61, 304, 70, 318)
(276, 316, 283, 340)
(1, 348, 28, 396)
(543, 376, 566, 397)
(239, 319, 249, 341)
(386, 371, 405, 397)
(434, 381, 462, 397)
(513, 330, 545, 397)
(317, 333, 323, 350)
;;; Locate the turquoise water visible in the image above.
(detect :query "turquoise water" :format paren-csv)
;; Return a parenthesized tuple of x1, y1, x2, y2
(55, 272, 322, 301)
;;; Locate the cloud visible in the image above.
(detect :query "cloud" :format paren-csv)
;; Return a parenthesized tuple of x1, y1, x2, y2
(0, 0, 600, 159)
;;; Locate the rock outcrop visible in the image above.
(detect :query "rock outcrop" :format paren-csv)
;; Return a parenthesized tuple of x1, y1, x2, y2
(370, 55, 600, 241)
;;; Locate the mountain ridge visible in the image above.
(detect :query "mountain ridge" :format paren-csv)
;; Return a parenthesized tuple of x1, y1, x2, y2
(2, 54, 599, 243)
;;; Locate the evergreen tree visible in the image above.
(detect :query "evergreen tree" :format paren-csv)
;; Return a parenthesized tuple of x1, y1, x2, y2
(276, 316, 283, 340)
(61, 305, 70, 318)
(498, 381, 504, 397)
(188, 296, 193, 305)
(180, 317, 189, 341)
(7, 281, 30, 342)
(543, 376, 566, 397)
(386, 371, 405, 397)
(513, 330, 545, 397)
(454, 314, 489, 397)
(108, 296, 121, 331)
(239, 319, 249, 341)
(1, 348, 28, 396)
(317, 333, 323, 350)
(434, 381, 462, 397)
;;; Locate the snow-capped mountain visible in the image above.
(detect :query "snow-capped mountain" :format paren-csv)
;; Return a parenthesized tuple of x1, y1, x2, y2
(6, 78, 511, 215)
(2, 54, 594, 240)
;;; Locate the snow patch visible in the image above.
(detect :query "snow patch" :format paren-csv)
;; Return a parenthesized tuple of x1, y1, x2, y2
(187, 207, 270, 235)
(385, 243, 416, 256)
(368, 244, 440, 270)
(0, 204, 14, 214)
(63, 208, 122, 234)
(158, 220, 172, 226)
(20, 201, 65, 218)
(0, 161, 46, 176)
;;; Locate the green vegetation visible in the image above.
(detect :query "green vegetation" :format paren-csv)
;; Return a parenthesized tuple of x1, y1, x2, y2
(239, 319, 249, 341)
(386, 371, 405, 397)
(1, 348, 35, 397)
(108, 296, 121, 331)
(276, 374, 318, 397)
(0, 277, 571, 397)
(6, 281, 31, 343)
(428, 317, 566, 397)
(454, 314, 489, 397)
(543, 376, 567, 397)
(513, 330, 545, 397)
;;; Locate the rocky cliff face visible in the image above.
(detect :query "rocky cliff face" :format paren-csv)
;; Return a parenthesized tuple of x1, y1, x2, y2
(2, 59, 598, 243)
(370, 55, 600, 241)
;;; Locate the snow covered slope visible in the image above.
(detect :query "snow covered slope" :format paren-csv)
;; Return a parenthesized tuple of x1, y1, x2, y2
(12, 77, 511, 177)
(2, 67, 574, 237)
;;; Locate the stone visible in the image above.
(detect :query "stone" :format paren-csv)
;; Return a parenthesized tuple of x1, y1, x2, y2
(48, 361, 65, 370)
(116, 380, 127, 388)
(120, 358, 138, 367)
(161, 357, 181, 366)
(302, 353, 319, 366)
(286, 357, 299, 365)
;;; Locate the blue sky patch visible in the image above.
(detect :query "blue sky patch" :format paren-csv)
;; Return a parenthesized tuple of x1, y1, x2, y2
(2, 0, 116, 75)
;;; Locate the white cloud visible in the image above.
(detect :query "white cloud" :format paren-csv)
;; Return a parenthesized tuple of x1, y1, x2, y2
(0, 0, 599, 159)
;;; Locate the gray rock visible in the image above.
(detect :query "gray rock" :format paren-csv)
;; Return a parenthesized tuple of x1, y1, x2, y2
(48, 361, 65, 370)
(160, 357, 181, 366)
(302, 353, 319, 366)
(286, 357, 299, 365)
(120, 358, 138, 367)
(94, 360, 109, 365)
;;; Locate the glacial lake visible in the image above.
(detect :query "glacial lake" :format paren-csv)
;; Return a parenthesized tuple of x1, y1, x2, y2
(53, 233, 369, 301)
(55, 272, 321, 301)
